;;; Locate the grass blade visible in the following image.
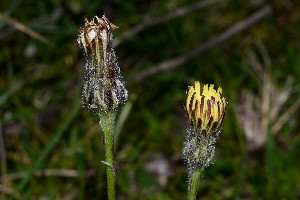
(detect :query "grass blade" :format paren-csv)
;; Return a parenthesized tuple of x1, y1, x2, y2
(16, 98, 81, 193)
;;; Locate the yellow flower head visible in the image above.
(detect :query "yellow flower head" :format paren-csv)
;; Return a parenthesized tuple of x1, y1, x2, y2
(186, 81, 227, 133)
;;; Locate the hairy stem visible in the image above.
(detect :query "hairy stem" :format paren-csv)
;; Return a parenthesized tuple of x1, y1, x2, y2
(189, 168, 201, 200)
(99, 111, 116, 200)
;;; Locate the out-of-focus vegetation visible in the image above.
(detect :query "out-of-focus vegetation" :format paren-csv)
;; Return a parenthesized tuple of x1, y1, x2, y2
(1, 0, 300, 199)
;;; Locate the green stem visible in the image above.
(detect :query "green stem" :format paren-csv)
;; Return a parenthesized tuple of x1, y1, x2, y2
(99, 111, 116, 200)
(189, 168, 201, 200)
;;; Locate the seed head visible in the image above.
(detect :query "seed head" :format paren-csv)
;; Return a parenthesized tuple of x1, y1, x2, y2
(78, 15, 127, 111)
(183, 81, 227, 170)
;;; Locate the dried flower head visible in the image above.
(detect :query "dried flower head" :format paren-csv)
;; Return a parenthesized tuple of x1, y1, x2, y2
(183, 81, 227, 170)
(78, 15, 127, 111)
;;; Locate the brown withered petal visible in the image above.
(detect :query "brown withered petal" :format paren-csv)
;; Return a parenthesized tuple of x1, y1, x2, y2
(207, 116, 213, 129)
(189, 92, 196, 115)
(207, 100, 211, 120)
(193, 100, 198, 120)
(197, 118, 202, 129)
(200, 96, 204, 117)
(211, 121, 218, 133)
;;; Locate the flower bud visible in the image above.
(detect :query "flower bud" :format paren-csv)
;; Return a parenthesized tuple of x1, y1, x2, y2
(78, 15, 127, 111)
(183, 81, 227, 170)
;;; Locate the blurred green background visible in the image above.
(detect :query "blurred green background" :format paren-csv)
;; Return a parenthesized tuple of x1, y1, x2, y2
(1, 0, 300, 199)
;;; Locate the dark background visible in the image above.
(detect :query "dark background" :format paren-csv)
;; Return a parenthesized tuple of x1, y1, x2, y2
(1, 0, 300, 199)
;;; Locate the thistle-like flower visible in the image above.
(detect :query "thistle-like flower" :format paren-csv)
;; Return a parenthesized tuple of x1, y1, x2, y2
(78, 15, 127, 111)
(183, 81, 227, 170)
